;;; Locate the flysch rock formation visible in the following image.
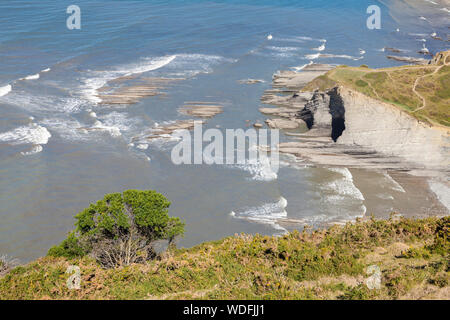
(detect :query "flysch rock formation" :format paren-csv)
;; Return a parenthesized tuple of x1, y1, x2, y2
(386, 55, 429, 65)
(178, 102, 224, 118)
(132, 120, 203, 142)
(261, 64, 450, 175)
(238, 79, 265, 84)
(97, 77, 184, 105)
(259, 64, 334, 129)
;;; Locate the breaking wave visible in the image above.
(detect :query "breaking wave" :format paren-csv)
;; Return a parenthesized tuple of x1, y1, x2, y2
(231, 197, 288, 234)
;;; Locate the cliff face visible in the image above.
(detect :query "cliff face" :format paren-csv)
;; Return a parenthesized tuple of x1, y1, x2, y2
(336, 87, 449, 169)
(297, 86, 450, 171)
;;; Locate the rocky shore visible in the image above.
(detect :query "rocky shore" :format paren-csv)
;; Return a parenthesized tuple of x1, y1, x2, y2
(259, 57, 450, 214)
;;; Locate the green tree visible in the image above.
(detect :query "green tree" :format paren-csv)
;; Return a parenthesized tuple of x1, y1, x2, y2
(48, 190, 184, 267)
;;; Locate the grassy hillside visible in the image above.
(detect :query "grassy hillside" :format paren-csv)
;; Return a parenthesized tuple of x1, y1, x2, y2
(1, 216, 448, 300)
(302, 51, 450, 127)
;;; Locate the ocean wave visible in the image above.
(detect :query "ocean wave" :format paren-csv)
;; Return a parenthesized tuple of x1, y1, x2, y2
(0, 84, 12, 97)
(21, 145, 43, 156)
(292, 61, 314, 71)
(0, 123, 51, 145)
(275, 36, 326, 44)
(231, 197, 288, 234)
(91, 120, 122, 137)
(324, 168, 365, 201)
(305, 53, 321, 60)
(20, 73, 40, 81)
(233, 156, 278, 181)
(40, 118, 89, 141)
(81, 55, 177, 103)
(163, 53, 237, 77)
(382, 172, 406, 193)
(320, 53, 364, 60)
(81, 54, 233, 103)
(267, 46, 301, 52)
(313, 44, 326, 51)
(117, 55, 177, 76)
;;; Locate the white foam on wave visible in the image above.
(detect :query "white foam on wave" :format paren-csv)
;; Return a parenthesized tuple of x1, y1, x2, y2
(164, 53, 237, 77)
(305, 53, 321, 60)
(1, 89, 85, 113)
(382, 172, 406, 193)
(90, 111, 139, 138)
(267, 46, 301, 52)
(313, 44, 326, 51)
(0, 84, 12, 97)
(0, 123, 51, 145)
(326, 168, 365, 201)
(136, 143, 149, 150)
(320, 53, 364, 61)
(21, 145, 43, 156)
(92, 120, 122, 137)
(292, 61, 314, 71)
(119, 55, 177, 77)
(21, 73, 40, 80)
(82, 55, 177, 103)
(231, 196, 289, 234)
(41, 118, 89, 141)
(81, 54, 233, 103)
(233, 155, 278, 181)
(41, 68, 51, 73)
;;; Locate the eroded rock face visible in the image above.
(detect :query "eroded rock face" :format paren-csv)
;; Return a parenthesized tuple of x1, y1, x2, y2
(297, 91, 331, 129)
(336, 87, 450, 170)
(293, 86, 449, 171)
(260, 62, 449, 173)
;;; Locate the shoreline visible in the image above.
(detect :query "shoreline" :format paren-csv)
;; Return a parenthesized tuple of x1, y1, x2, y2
(255, 55, 449, 222)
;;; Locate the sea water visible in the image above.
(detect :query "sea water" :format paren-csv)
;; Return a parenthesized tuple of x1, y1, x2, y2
(0, 0, 448, 261)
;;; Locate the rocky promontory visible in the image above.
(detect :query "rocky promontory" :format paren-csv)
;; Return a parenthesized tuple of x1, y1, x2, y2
(259, 52, 450, 214)
(260, 52, 450, 174)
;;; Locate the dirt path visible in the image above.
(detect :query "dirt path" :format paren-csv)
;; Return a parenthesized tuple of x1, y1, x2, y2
(412, 55, 449, 113)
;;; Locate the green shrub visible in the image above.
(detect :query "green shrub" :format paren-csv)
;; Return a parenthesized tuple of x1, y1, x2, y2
(47, 190, 185, 267)
(427, 216, 449, 255)
(47, 232, 86, 259)
(401, 246, 431, 259)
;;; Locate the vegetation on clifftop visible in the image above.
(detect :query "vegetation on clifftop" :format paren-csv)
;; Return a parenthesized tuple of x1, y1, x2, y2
(47, 190, 185, 268)
(1, 214, 448, 300)
(302, 51, 450, 127)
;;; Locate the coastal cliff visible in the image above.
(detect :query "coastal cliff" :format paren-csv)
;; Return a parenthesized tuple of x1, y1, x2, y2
(333, 87, 449, 170)
(295, 85, 449, 171)
(261, 51, 450, 174)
